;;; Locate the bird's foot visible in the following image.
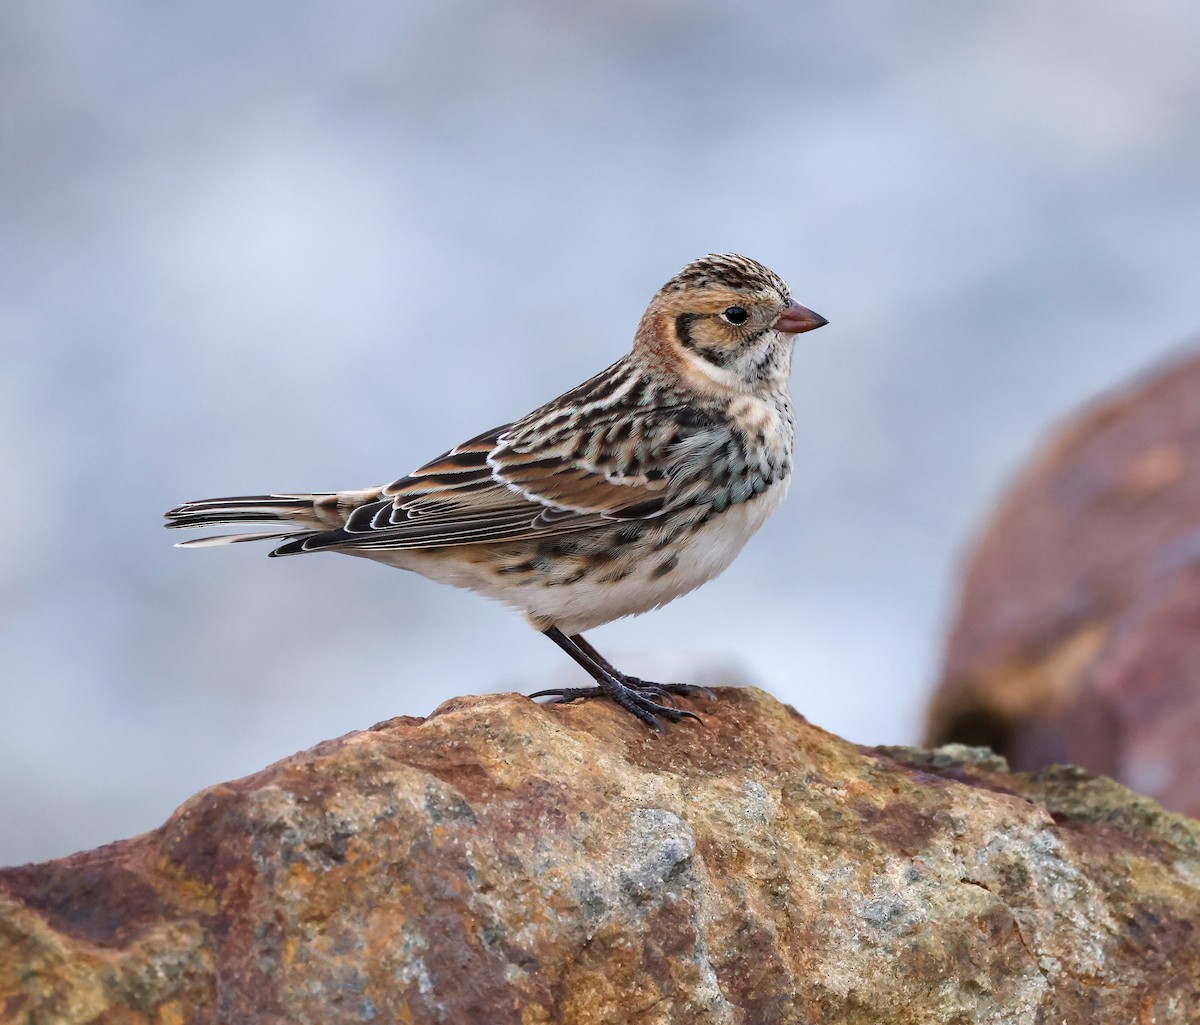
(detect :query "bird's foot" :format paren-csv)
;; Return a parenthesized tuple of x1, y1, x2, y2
(623, 677, 717, 701)
(529, 676, 707, 729)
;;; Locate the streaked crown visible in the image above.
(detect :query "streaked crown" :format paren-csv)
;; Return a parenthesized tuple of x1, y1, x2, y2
(656, 253, 791, 304)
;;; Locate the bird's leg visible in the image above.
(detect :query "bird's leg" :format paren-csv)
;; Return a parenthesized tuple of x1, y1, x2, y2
(529, 627, 702, 729)
(568, 633, 716, 701)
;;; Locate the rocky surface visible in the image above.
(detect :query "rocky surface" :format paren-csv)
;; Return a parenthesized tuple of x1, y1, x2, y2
(927, 349, 1200, 817)
(4, 686, 1200, 1024)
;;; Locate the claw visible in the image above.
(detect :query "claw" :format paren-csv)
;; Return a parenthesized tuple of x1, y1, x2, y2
(537, 628, 711, 729)
(628, 678, 716, 700)
(528, 685, 606, 705)
(530, 681, 703, 728)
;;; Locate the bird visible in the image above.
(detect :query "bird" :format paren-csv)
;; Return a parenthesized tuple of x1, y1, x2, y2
(165, 253, 828, 728)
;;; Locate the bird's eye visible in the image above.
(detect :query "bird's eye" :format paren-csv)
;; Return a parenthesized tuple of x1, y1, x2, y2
(722, 305, 749, 325)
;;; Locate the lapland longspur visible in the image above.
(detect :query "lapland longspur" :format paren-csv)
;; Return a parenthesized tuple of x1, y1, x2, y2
(166, 254, 827, 727)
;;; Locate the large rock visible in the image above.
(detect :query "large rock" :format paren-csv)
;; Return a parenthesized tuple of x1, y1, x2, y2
(3, 687, 1200, 1024)
(927, 349, 1200, 817)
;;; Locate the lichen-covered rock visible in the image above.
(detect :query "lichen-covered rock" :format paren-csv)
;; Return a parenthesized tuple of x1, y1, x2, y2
(3, 687, 1199, 1024)
(927, 348, 1200, 817)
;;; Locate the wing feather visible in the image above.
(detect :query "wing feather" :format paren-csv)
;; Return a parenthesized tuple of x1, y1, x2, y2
(284, 363, 724, 555)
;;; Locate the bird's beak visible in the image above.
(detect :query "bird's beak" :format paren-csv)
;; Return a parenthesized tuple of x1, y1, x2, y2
(773, 299, 828, 334)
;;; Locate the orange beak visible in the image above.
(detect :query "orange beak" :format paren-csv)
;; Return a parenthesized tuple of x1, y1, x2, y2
(774, 299, 828, 334)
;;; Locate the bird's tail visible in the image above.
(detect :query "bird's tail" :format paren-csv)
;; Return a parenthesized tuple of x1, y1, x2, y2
(164, 489, 379, 548)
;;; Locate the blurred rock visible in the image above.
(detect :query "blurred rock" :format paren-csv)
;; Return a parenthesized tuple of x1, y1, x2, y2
(4, 687, 1200, 1024)
(928, 349, 1200, 816)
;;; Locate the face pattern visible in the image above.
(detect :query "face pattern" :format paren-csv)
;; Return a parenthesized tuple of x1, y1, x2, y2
(643, 254, 798, 384)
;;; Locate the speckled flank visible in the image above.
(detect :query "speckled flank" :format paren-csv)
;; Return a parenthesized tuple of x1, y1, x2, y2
(379, 478, 789, 634)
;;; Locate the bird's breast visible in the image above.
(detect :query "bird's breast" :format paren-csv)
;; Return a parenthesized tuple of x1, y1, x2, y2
(530, 477, 792, 633)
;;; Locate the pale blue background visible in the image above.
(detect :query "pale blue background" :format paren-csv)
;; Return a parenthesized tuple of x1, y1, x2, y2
(3, 1, 1198, 864)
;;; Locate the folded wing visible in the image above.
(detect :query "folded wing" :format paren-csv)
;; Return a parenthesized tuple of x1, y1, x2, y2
(274, 402, 711, 556)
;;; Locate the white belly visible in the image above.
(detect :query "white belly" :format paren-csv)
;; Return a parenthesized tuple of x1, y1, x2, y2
(358, 480, 789, 636)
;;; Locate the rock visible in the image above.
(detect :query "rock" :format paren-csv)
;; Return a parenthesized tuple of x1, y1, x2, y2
(927, 349, 1200, 817)
(3, 688, 1200, 1023)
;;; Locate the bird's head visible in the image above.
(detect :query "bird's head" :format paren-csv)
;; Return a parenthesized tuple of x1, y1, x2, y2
(636, 253, 827, 394)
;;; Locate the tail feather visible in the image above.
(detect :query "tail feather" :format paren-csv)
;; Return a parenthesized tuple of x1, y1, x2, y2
(165, 488, 386, 551)
(165, 494, 331, 527)
(164, 492, 346, 553)
(175, 530, 299, 548)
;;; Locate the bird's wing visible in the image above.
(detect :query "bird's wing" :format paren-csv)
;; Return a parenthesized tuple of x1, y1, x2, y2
(286, 402, 718, 554)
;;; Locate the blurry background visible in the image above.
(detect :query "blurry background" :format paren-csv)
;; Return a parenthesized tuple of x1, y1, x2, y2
(2, 1, 1198, 866)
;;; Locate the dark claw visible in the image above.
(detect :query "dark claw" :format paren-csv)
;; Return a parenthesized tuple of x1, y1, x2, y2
(529, 680, 703, 728)
(626, 678, 717, 701)
(537, 628, 710, 729)
(528, 685, 607, 705)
